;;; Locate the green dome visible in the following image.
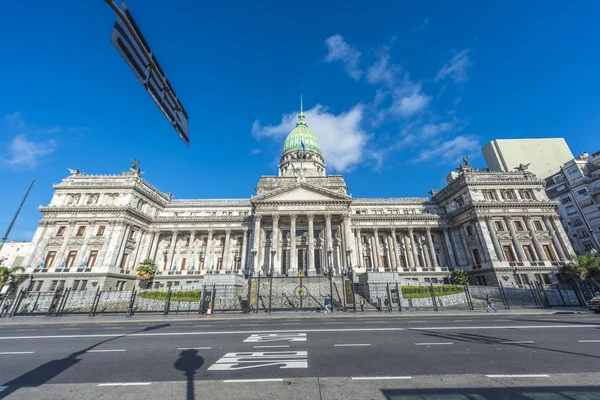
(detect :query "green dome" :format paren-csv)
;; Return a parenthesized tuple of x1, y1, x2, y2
(282, 111, 322, 155)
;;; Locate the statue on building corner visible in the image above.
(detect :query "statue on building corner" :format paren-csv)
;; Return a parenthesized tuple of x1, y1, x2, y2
(67, 168, 83, 176)
(456, 156, 472, 172)
(514, 163, 531, 173)
(428, 189, 438, 196)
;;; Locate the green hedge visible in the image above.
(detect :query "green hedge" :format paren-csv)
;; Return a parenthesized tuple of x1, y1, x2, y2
(138, 290, 201, 302)
(401, 285, 464, 299)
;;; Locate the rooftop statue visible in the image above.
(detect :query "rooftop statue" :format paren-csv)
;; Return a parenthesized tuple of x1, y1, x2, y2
(67, 168, 83, 176)
(514, 163, 531, 172)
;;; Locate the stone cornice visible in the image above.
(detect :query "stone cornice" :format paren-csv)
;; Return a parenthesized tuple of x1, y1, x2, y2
(39, 206, 154, 224)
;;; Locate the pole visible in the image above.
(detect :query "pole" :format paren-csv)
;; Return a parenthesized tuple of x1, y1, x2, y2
(0, 179, 35, 253)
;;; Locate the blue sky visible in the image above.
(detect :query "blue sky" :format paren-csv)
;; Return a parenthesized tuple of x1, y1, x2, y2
(1, 1, 599, 241)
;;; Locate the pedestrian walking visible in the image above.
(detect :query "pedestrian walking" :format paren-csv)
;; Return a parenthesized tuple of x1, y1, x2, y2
(384, 297, 391, 313)
(486, 294, 497, 312)
(324, 297, 331, 314)
(359, 297, 365, 313)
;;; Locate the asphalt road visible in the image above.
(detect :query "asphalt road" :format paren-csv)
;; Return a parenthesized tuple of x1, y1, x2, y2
(1, 313, 599, 399)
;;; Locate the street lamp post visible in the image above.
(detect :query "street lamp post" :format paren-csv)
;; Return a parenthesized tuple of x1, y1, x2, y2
(512, 267, 521, 288)
(246, 249, 257, 313)
(327, 248, 334, 313)
(346, 248, 356, 312)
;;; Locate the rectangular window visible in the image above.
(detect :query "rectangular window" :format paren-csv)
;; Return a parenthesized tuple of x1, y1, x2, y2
(66, 251, 78, 268)
(483, 190, 497, 200)
(560, 196, 572, 204)
(120, 253, 129, 269)
(543, 274, 552, 284)
(579, 230, 590, 238)
(128, 230, 135, 239)
(217, 257, 223, 270)
(236, 238, 242, 245)
(568, 168, 579, 175)
(88, 250, 98, 268)
(543, 244, 557, 261)
(50, 280, 58, 291)
(466, 225, 473, 235)
(501, 190, 516, 200)
(56, 226, 66, 236)
(520, 190, 534, 200)
(76, 226, 86, 237)
(97, 226, 105, 236)
(575, 188, 588, 196)
(472, 248, 482, 264)
(521, 274, 530, 284)
(565, 205, 577, 215)
(522, 245, 537, 261)
(584, 242, 594, 251)
(181, 258, 186, 270)
(556, 184, 567, 191)
(44, 251, 57, 268)
(494, 221, 504, 231)
(72, 280, 80, 291)
(80, 280, 88, 291)
(35, 281, 43, 291)
(572, 218, 583, 227)
(514, 221, 525, 231)
(533, 220, 543, 231)
(502, 245, 516, 262)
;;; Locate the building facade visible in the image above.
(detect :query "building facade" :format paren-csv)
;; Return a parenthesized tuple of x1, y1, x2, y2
(21, 110, 575, 292)
(544, 151, 600, 255)
(483, 138, 574, 179)
(0, 241, 31, 268)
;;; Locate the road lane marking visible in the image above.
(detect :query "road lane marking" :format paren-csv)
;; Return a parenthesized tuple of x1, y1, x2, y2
(486, 374, 550, 378)
(193, 325, 212, 327)
(334, 344, 371, 347)
(325, 322, 344, 324)
(281, 323, 300, 325)
(415, 342, 453, 346)
(364, 321, 387, 324)
(351, 376, 412, 380)
(240, 324, 260, 327)
(578, 340, 600, 343)
(0, 351, 35, 355)
(208, 351, 308, 371)
(244, 333, 307, 343)
(224, 379, 284, 383)
(97, 382, 152, 386)
(59, 328, 80, 331)
(499, 341, 534, 344)
(104, 327, 125, 329)
(253, 345, 290, 348)
(3, 324, 600, 341)
(16, 329, 35, 332)
(88, 349, 127, 352)
(177, 347, 212, 350)
(453, 319, 472, 322)
(493, 319, 510, 321)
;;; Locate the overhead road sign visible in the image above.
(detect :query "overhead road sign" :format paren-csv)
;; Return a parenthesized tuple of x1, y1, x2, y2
(106, 1, 189, 146)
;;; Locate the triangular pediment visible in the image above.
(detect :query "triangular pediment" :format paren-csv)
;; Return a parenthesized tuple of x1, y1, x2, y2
(253, 183, 350, 203)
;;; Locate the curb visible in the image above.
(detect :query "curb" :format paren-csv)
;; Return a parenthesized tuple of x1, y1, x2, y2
(0, 310, 589, 326)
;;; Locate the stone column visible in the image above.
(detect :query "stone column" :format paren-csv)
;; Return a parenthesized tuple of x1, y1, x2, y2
(550, 216, 573, 259)
(147, 231, 161, 261)
(505, 217, 526, 261)
(484, 218, 504, 261)
(524, 216, 547, 261)
(391, 229, 401, 272)
(252, 215, 262, 251)
(166, 230, 178, 271)
(56, 223, 75, 269)
(473, 220, 491, 263)
(325, 214, 333, 252)
(222, 229, 231, 273)
(22, 223, 48, 268)
(240, 228, 248, 273)
(355, 228, 362, 268)
(204, 230, 214, 271)
(443, 229, 457, 268)
(409, 228, 420, 270)
(115, 224, 132, 270)
(343, 214, 354, 267)
(186, 230, 196, 269)
(373, 229, 383, 271)
(544, 216, 567, 261)
(425, 228, 439, 269)
(271, 215, 279, 274)
(460, 226, 476, 266)
(131, 230, 146, 270)
(96, 223, 115, 268)
(289, 214, 297, 274)
(420, 233, 431, 269)
(308, 214, 315, 275)
(75, 222, 95, 268)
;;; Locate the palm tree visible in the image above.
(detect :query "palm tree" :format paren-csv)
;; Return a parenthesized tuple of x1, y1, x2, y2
(0, 266, 26, 291)
(564, 254, 600, 283)
(451, 269, 470, 285)
(136, 259, 156, 281)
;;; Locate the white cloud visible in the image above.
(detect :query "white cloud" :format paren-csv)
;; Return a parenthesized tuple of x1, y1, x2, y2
(415, 135, 480, 163)
(435, 49, 472, 84)
(324, 35, 362, 80)
(367, 51, 399, 86)
(1, 134, 55, 168)
(249, 148, 262, 155)
(422, 121, 454, 138)
(252, 104, 369, 172)
(390, 83, 431, 118)
(0, 113, 60, 169)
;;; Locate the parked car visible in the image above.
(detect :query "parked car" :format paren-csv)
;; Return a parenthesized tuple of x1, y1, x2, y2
(586, 296, 600, 313)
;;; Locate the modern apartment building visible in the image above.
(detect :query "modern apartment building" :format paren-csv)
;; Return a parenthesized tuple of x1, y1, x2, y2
(544, 151, 600, 254)
(483, 138, 574, 179)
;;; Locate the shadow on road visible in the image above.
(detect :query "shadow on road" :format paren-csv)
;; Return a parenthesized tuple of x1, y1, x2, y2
(174, 350, 204, 400)
(413, 329, 600, 361)
(0, 324, 169, 399)
(381, 386, 600, 399)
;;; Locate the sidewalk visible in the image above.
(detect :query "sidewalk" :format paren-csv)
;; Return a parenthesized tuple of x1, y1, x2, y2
(0, 307, 589, 326)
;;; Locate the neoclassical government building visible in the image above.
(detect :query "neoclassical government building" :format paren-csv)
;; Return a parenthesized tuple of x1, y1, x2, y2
(22, 109, 574, 292)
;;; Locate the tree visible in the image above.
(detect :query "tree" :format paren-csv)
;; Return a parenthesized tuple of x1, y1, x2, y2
(451, 270, 470, 285)
(564, 254, 600, 283)
(136, 259, 156, 281)
(0, 266, 26, 291)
